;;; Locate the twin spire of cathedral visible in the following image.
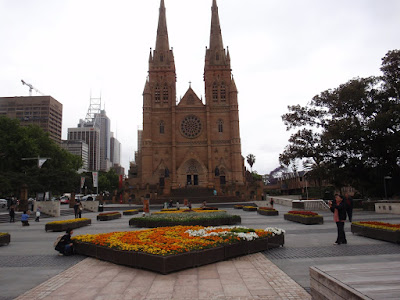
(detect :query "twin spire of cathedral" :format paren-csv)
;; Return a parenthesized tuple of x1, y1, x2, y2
(152, 0, 228, 67)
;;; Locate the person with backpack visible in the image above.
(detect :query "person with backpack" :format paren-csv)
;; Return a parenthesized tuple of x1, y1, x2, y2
(55, 229, 75, 256)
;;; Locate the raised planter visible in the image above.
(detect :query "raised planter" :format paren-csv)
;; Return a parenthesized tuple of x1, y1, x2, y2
(268, 234, 285, 249)
(0, 233, 10, 245)
(197, 207, 218, 210)
(351, 224, 400, 243)
(74, 233, 284, 274)
(123, 210, 138, 216)
(45, 219, 91, 232)
(129, 215, 241, 228)
(194, 246, 225, 266)
(284, 213, 323, 225)
(97, 212, 122, 221)
(225, 242, 249, 259)
(243, 206, 257, 212)
(257, 209, 279, 216)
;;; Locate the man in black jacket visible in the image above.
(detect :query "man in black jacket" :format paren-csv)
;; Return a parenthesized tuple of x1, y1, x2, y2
(329, 194, 347, 245)
(343, 193, 354, 222)
(55, 229, 74, 255)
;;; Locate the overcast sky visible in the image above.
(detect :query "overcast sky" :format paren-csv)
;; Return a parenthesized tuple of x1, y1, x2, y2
(1, 0, 399, 175)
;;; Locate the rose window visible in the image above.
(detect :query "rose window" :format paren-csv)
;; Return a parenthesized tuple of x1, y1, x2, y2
(180, 115, 202, 138)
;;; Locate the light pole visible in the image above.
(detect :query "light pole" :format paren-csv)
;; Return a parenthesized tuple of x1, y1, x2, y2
(384, 176, 392, 199)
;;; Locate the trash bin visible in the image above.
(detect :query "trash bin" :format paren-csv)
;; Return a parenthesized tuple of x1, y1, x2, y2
(98, 204, 104, 212)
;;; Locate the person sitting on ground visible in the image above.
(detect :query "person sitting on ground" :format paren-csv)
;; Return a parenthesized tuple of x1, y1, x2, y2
(55, 228, 75, 256)
(21, 211, 30, 226)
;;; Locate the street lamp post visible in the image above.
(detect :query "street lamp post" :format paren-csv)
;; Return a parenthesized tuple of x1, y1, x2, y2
(384, 176, 392, 199)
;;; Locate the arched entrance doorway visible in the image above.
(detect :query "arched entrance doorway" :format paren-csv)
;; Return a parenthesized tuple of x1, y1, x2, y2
(177, 158, 207, 188)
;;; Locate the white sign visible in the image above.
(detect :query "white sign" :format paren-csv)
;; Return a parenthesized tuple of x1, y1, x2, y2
(92, 172, 98, 188)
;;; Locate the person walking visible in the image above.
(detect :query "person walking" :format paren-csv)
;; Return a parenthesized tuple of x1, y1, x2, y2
(35, 207, 41, 222)
(9, 205, 15, 223)
(78, 202, 83, 218)
(74, 201, 79, 218)
(270, 198, 274, 208)
(343, 193, 354, 222)
(329, 194, 347, 245)
(55, 229, 75, 256)
(21, 211, 30, 226)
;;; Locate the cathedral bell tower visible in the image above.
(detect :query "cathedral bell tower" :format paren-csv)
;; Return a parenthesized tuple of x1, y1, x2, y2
(204, 0, 243, 185)
(141, 0, 177, 186)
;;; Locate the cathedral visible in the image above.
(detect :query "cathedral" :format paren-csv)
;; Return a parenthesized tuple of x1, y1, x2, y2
(128, 0, 255, 201)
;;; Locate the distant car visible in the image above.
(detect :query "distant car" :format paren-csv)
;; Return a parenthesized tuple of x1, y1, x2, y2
(0, 199, 7, 208)
(81, 194, 97, 201)
(60, 196, 69, 204)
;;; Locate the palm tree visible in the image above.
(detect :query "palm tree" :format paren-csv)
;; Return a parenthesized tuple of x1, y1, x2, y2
(246, 154, 256, 172)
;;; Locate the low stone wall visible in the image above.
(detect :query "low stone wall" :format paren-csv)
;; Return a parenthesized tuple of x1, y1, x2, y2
(34, 201, 60, 217)
(266, 197, 293, 207)
(81, 201, 99, 212)
(375, 203, 400, 214)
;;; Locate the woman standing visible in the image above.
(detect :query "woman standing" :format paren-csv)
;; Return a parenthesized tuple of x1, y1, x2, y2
(78, 202, 83, 218)
(329, 194, 347, 245)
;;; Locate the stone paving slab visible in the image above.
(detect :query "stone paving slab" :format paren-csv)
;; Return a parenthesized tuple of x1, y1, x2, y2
(15, 253, 311, 300)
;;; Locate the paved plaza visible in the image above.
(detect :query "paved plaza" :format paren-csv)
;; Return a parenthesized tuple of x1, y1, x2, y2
(1, 203, 399, 299)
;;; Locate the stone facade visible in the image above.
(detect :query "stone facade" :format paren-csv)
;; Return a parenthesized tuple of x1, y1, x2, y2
(128, 0, 249, 199)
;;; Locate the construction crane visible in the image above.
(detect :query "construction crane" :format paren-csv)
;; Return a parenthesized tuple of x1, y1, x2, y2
(21, 79, 44, 96)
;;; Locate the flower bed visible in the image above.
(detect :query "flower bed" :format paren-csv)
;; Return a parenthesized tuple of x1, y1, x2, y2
(0, 233, 10, 245)
(243, 206, 257, 212)
(154, 208, 223, 215)
(257, 207, 279, 216)
(197, 207, 218, 210)
(97, 212, 121, 221)
(351, 222, 400, 243)
(45, 218, 91, 232)
(73, 225, 284, 274)
(234, 205, 244, 209)
(123, 209, 139, 216)
(129, 211, 241, 228)
(284, 211, 323, 224)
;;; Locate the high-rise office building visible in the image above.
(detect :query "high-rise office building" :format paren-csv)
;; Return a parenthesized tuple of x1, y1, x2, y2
(67, 127, 100, 171)
(0, 96, 62, 143)
(61, 140, 89, 171)
(94, 110, 112, 172)
(110, 134, 121, 166)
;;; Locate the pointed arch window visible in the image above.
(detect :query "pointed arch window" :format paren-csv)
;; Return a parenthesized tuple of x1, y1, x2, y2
(212, 82, 218, 102)
(216, 53, 219, 61)
(155, 85, 160, 103)
(160, 55, 164, 62)
(160, 121, 165, 134)
(163, 84, 169, 103)
(220, 82, 226, 101)
(218, 119, 223, 133)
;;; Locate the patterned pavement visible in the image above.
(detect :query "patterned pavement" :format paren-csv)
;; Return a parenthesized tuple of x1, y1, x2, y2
(15, 253, 311, 300)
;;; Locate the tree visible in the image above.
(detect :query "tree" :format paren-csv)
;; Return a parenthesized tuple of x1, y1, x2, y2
(0, 116, 82, 197)
(98, 169, 119, 193)
(246, 154, 256, 172)
(280, 50, 400, 197)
